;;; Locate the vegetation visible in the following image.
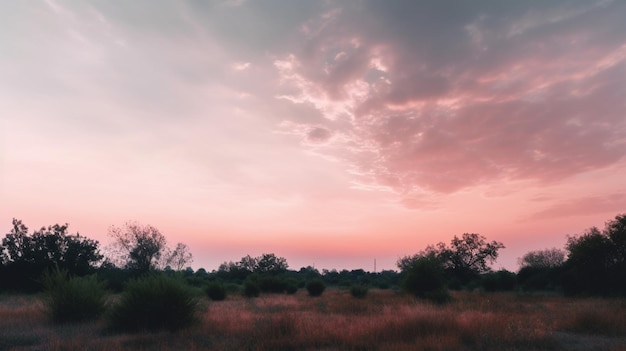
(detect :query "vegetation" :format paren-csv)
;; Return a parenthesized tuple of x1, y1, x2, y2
(206, 282, 227, 301)
(242, 280, 260, 298)
(0, 219, 102, 292)
(1, 214, 626, 349)
(42, 268, 107, 323)
(306, 279, 326, 297)
(400, 253, 450, 303)
(108, 275, 198, 332)
(350, 284, 368, 298)
(1, 290, 625, 350)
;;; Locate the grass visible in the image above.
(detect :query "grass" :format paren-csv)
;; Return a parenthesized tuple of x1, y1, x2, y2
(0, 290, 625, 350)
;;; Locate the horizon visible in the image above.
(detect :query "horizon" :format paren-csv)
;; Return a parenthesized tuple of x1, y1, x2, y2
(1, 1, 625, 274)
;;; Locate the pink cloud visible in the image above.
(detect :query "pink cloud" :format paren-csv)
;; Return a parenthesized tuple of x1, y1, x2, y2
(275, 2, 626, 205)
(527, 193, 626, 220)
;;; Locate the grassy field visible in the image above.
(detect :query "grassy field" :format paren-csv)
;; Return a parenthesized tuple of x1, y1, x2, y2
(1, 289, 625, 350)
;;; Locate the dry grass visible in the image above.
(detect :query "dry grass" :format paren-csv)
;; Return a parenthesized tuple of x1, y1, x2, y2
(0, 290, 625, 350)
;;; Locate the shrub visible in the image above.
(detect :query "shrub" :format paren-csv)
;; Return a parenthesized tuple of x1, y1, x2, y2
(42, 269, 107, 323)
(350, 285, 368, 298)
(258, 275, 287, 293)
(108, 274, 198, 332)
(306, 279, 326, 297)
(402, 253, 450, 303)
(243, 280, 260, 298)
(285, 283, 298, 294)
(206, 282, 227, 301)
(481, 270, 517, 292)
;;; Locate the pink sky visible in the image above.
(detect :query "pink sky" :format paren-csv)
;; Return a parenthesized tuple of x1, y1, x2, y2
(1, 1, 625, 272)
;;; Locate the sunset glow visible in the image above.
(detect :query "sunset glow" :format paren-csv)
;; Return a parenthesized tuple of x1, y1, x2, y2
(1, 1, 625, 272)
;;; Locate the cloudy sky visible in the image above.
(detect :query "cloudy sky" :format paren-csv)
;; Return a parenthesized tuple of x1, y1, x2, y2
(1, 0, 625, 272)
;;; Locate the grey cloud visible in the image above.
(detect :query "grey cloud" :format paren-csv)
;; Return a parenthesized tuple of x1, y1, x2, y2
(307, 127, 332, 143)
(276, 0, 626, 200)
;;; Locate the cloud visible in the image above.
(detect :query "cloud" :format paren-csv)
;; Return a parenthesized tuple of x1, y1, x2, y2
(275, 1, 626, 204)
(527, 192, 626, 220)
(307, 127, 332, 143)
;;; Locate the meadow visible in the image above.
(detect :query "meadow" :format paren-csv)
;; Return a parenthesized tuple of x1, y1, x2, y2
(1, 289, 625, 351)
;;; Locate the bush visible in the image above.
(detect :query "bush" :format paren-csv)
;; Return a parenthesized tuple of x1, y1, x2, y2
(481, 270, 517, 292)
(285, 283, 298, 294)
(402, 253, 450, 303)
(206, 282, 227, 301)
(350, 285, 368, 298)
(108, 274, 198, 332)
(243, 280, 260, 298)
(42, 269, 107, 323)
(258, 275, 287, 293)
(306, 279, 326, 297)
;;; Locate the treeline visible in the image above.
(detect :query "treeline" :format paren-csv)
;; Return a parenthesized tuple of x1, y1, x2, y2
(397, 213, 626, 302)
(1, 214, 625, 299)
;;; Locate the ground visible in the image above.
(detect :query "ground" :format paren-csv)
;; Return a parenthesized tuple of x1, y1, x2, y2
(1, 289, 625, 350)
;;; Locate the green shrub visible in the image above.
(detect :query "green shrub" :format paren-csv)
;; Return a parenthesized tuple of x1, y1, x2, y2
(258, 275, 287, 293)
(108, 274, 198, 332)
(243, 280, 260, 298)
(402, 253, 451, 303)
(482, 270, 517, 292)
(42, 269, 107, 323)
(350, 285, 368, 298)
(286, 283, 298, 294)
(306, 279, 326, 297)
(206, 282, 227, 301)
(377, 281, 390, 289)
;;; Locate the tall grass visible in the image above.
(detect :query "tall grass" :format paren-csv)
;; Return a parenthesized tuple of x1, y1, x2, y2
(1, 289, 625, 350)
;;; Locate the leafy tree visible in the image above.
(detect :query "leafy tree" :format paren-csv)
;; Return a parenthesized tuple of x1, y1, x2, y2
(107, 222, 167, 274)
(518, 248, 565, 269)
(562, 214, 626, 295)
(256, 253, 288, 274)
(1, 219, 102, 291)
(217, 253, 288, 279)
(437, 233, 505, 283)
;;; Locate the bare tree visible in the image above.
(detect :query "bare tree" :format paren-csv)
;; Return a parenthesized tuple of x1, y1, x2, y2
(166, 243, 193, 271)
(107, 221, 167, 274)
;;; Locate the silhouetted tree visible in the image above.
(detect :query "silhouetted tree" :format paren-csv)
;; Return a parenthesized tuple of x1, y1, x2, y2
(255, 253, 288, 274)
(437, 233, 505, 283)
(166, 243, 193, 271)
(107, 222, 167, 274)
(1, 219, 102, 291)
(517, 247, 565, 292)
(518, 248, 565, 269)
(562, 214, 626, 295)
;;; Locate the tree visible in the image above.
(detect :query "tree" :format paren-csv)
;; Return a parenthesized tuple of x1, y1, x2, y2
(518, 248, 565, 269)
(562, 214, 626, 295)
(255, 253, 288, 274)
(107, 222, 167, 274)
(1, 219, 102, 291)
(166, 243, 193, 271)
(437, 233, 505, 282)
(1, 219, 102, 273)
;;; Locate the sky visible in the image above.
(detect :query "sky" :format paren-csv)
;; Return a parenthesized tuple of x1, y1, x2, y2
(1, 0, 625, 273)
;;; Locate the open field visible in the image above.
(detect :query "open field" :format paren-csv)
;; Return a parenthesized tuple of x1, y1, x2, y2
(1, 289, 626, 351)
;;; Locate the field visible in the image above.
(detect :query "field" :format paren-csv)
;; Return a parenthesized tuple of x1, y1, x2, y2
(1, 289, 626, 351)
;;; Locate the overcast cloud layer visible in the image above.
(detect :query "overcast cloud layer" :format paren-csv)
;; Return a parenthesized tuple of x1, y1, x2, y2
(1, 0, 625, 271)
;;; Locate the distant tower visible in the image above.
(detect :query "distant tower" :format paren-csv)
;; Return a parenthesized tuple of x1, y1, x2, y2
(374, 258, 377, 273)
